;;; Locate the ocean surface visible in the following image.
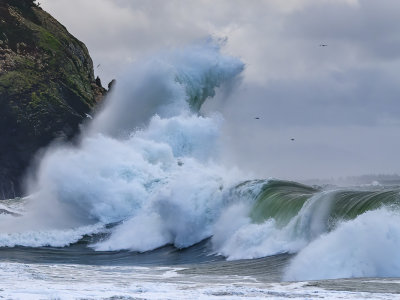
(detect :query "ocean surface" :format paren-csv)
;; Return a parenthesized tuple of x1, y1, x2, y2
(1, 42, 400, 299)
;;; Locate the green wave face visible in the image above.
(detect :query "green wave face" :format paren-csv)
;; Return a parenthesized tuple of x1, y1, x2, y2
(249, 180, 400, 230)
(328, 190, 400, 225)
(250, 180, 319, 227)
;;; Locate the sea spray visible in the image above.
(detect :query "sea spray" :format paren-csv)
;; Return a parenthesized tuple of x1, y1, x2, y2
(0, 42, 246, 250)
(90, 43, 244, 137)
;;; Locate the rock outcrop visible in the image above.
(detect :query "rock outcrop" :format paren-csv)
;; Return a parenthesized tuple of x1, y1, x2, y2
(0, 0, 106, 198)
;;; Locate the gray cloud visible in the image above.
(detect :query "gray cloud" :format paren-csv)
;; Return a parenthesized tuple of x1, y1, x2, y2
(284, 0, 400, 61)
(40, 0, 400, 179)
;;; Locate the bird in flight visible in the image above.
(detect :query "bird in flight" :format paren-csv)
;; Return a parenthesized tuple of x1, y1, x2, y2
(319, 44, 328, 47)
(254, 117, 260, 120)
(291, 138, 295, 141)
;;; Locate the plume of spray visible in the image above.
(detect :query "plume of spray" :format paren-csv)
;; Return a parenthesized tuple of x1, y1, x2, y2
(89, 42, 244, 137)
(0, 41, 246, 250)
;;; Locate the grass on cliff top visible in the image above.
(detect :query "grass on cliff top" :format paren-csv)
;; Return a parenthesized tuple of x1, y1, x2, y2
(0, 70, 40, 95)
(37, 28, 62, 54)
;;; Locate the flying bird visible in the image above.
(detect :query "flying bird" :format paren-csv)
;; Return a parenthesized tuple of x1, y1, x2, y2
(254, 117, 260, 120)
(319, 44, 328, 47)
(291, 138, 295, 141)
(97, 64, 101, 68)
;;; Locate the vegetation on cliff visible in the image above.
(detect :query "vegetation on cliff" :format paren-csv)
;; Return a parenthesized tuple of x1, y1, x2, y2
(0, 0, 106, 198)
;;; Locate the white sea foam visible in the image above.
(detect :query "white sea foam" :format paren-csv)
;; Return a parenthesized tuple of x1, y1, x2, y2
(0, 261, 397, 299)
(284, 208, 400, 281)
(0, 223, 104, 248)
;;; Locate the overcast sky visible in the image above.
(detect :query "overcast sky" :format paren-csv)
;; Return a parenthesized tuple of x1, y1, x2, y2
(40, 0, 400, 181)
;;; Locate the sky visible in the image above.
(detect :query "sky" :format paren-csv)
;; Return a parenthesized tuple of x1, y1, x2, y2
(40, 0, 400, 181)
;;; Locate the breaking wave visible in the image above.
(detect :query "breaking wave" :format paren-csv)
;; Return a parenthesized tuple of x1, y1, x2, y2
(0, 42, 246, 251)
(1, 41, 400, 281)
(284, 208, 400, 280)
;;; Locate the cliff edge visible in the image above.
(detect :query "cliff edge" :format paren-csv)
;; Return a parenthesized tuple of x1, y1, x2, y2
(0, 0, 106, 198)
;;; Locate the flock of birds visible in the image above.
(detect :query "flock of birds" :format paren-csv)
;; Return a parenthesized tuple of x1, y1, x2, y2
(253, 43, 328, 142)
(254, 117, 295, 141)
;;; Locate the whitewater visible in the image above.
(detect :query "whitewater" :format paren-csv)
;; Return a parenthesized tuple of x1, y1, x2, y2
(1, 42, 400, 299)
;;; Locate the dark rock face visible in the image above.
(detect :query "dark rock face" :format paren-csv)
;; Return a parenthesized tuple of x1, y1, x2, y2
(0, 0, 106, 198)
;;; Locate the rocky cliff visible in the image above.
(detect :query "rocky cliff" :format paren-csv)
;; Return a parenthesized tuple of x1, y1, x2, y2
(0, 0, 106, 198)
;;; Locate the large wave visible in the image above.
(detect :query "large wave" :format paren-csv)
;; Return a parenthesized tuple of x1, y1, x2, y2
(284, 208, 400, 280)
(212, 180, 400, 280)
(2, 42, 400, 282)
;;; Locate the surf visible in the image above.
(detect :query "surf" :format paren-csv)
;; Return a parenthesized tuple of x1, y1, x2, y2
(1, 41, 400, 282)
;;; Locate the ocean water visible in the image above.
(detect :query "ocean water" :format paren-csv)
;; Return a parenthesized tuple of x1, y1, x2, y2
(1, 42, 400, 299)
